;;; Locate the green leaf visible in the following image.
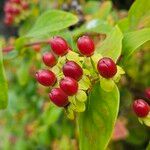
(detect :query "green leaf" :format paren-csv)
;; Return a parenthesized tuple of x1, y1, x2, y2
(73, 19, 113, 37)
(3, 50, 18, 60)
(128, 0, 150, 29)
(97, 26, 123, 62)
(117, 17, 129, 33)
(122, 28, 150, 59)
(15, 37, 28, 51)
(94, 1, 112, 19)
(83, 1, 100, 14)
(100, 77, 115, 92)
(78, 83, 119, 150)
(27, 10, 78, 37)
(17, 61, 30, 86)
(0, 43, 8, 109)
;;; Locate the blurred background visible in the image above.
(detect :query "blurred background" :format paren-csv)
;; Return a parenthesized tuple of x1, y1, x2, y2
(0, 0, 150, 150)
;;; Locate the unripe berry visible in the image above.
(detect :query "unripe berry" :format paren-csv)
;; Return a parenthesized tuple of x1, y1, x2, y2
(133, 99, 150, 117)
(77, 35, 95, 56)
(145, 88, 150, 99)
(97, 57, 117, 78)
(36, 69, 56, 86)
(60, 77, 78, 96)
(42, 52, 57, 67)
(63, 61, 83, 81)
(49, 88, 69, 107)
(32, 45, 41, 52)
(49, 36, 68, 56)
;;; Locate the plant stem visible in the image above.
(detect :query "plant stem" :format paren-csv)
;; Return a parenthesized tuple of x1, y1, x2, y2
(2, 39, 49, 52)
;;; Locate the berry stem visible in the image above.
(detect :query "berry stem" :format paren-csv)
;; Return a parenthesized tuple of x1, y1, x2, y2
(90, 57, 97, 74)
(2, 39, 49, 52)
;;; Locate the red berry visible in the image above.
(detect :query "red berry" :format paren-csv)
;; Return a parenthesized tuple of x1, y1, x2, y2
(21, 1, 29, 10)
(77, 35, 95, 56)
(97, 57, 117, 78)
(36, 69, 56, 86)
(49, 88, 69, 107)
(12, 7, 20, 15)
(4, 14, 14, 26)
(133, 99, 149, 117)
(63, 61, 83, 81)
(4, 3, 13, 13)
(32, 45, 41, 52)
(49, 36, 68, 56)
(145, 88, 150, 99)
(60, 77, 78, 96)
(42, 52, 57, 67)
(10, 0, 21, 4)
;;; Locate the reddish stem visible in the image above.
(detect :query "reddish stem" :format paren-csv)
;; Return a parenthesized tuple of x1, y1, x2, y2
(2, 39, 50, 52)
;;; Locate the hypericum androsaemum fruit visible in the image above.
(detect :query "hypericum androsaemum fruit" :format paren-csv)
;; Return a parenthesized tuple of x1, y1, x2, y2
(49, 88, 69, 107)
(77, 35, 95, 56)
(60, 77, 78, 96)
(133, 99, 150, 117)
(36, 69, 56, 86)
(32, 45, 41, 52)
(97, 57, 117, 78)
(49, 36, 68, 56)
(42, 52, 57, 67)
(63, 61, 83, 81)
(145, 88, 150, 99)
(10, 0, 21, 4)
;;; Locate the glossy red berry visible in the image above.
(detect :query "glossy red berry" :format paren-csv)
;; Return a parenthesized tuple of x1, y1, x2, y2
(4, 4, 13, 13)
(97, 57, 117, 78)
(63, 61, 83, 81)
(60, 77, 78, 96)
(145, 88, 150, 99)
(12, 7, 20, 15)
(10, 0, 21, 4)
(49, 88, 69, 107)
(42, 52, 57, 67)
(49, 36, 68, 56)
(36, 69, 56, 86)
(133, 99, 150, 117)
(77, 35, 95, 56)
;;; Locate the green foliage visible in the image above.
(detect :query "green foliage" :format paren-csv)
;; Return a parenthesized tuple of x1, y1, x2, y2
(97, 26, 123, 62)
(123, 28, 150, 59)
(128, 0, 150, 29)
(0, 43, 8, 109)
(1, 0, 150, 149)
(73, 19, 113, 37)
(27, 10, 78, 37)
(78, 83, 119, 150)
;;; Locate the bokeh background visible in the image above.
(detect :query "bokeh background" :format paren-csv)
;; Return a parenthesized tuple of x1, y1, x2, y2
(0, 0, 150, 150)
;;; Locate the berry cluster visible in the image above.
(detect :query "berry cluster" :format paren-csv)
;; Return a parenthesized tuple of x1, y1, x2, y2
(132, 88, 150, 126)
(4, 0, 29, 26)
(36, 35, 122, 119)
